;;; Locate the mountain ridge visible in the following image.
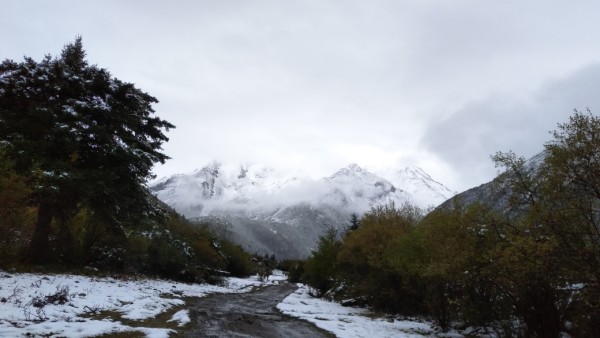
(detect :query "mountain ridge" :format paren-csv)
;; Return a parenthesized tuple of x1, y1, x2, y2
(151, 162, 453, 213)
(438, 151, 546, 214)
(149, 162, 455, 259)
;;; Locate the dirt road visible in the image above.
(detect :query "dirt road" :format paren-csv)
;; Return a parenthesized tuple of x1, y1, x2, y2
(184, 282, 334, 338)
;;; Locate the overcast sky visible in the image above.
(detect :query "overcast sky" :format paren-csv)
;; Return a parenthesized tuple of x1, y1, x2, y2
(3, 0, 600, 192)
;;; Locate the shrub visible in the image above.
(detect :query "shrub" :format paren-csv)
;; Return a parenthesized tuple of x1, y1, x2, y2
(219, 239, 255, 278)
(302, 227, 341, 296)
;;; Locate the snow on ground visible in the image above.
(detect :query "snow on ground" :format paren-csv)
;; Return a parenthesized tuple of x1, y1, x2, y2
(2, 269, 464, 337)
(278, 284, 450, 338)
(0, 269, 273, 337)
(167, 309, 190, 327)
(266, 269, 288, 283)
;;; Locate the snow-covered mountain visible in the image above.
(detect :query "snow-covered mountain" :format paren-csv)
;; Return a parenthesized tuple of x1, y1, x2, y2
(383, 167, 456, 208)
(150, 163, 303, 216)
(150, 163, 454, 259)
(315, 163, 412, 212)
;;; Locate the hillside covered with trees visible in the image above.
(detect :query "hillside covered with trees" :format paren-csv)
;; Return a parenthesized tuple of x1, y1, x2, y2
(0, 38, 255, 282)
(297, 110, 600, 337)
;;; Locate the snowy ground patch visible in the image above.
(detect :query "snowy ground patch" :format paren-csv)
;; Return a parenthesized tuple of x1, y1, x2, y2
(265, 269, 288, 283)
(277, 284, 446, 338)
(0, 270, 268, 337)
(167, 309, 191, 327)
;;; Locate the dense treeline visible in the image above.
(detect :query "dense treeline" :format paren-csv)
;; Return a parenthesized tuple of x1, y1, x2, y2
(0, 38, 255, 281)
(299, 110, 600, 337)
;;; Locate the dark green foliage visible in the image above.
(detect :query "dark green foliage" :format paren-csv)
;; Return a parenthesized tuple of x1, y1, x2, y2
(146, 235, 193, 282)
(0, 39, 256, 284)
(302, 203, 426, 312)
(278, 260, 304, 283)
(417, 203, 516, 330)
(348, 213, 360, 231)
(0, 37, 174, 263)
(336, 202, 424, 313)
(482, 111, 600, 337)
(302, 227, 341, 296)
(219, 240, 255, 278)
(299, 110, 600, 336)
(0, 147, 35, 265)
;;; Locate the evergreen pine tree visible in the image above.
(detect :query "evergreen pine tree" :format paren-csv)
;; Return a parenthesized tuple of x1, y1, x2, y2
(348, 213, 360, 230)
(0, 37, 175, 263)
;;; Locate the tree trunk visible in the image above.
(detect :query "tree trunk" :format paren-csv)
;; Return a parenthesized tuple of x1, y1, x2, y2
(28, 202, 53, 264)
(521, 286, 562, 338)
(56, 210, 76, 263)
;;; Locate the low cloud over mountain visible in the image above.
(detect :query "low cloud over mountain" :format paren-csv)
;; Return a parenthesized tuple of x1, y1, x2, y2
(150, 163, 454, 259)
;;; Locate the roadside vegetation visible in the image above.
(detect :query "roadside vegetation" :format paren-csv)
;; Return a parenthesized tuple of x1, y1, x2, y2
(298, 110, 600, 337)
(0, 38, 256, 282)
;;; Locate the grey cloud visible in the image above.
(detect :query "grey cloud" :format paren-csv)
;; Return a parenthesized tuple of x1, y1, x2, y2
(423, 63, 600, 191)
(4, 1, 600, 192)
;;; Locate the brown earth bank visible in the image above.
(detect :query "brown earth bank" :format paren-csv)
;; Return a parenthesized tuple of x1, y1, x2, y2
(184, 282, 335, 338)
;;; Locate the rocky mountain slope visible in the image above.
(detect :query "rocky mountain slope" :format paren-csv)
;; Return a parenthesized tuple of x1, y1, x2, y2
(438, 152, 546, 214)
(150, 163, 454, 259)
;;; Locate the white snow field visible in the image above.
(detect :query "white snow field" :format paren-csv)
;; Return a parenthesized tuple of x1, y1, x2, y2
(1, 269, 455, 337)
(278, 284, 464, 338)
(0, 270, 270, 337)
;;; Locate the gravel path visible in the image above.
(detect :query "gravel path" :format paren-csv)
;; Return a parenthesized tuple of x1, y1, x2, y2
(184, 282, 334, 338)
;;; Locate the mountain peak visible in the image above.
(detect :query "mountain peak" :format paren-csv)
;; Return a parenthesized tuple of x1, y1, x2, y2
(382, 166, 455, 208)
(396, 166, 436, 182)
(331, 163, 369, 178)
(347, 163, 362, 170)
(193, 161, 221, 178)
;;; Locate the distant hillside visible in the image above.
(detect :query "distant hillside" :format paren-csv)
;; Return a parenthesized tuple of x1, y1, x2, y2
(438, 151, 546, 214)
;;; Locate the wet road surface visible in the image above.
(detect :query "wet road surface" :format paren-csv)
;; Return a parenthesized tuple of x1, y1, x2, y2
(184, 282, 334, 338)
